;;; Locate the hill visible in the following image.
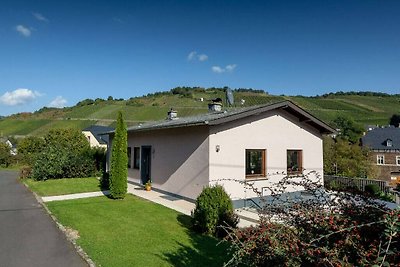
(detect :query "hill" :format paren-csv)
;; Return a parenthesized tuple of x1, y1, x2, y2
(0, 87, 399, 137)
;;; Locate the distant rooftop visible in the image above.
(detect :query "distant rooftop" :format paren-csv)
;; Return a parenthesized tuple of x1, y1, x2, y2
(362, 127, 400, 150)
(83, 125, 114, 144)
(126, 101, 335, 134)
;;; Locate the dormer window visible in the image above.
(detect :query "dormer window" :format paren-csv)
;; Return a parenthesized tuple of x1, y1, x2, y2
(386, 139, 393, 147)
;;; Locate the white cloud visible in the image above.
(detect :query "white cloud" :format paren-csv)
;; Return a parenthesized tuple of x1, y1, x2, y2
(226, 64, 237, 72)
(198, 54, 208, 61)
(211, 64, 237, 73)
(187, 51, 197, 61)
(33, 12, 49, 22)
(187, 51, 208, 61)
(48, 96, 67, 108)
(0, 88, 41, 106)
(15, 25, 31, 37)
(211, 66, 225, 73)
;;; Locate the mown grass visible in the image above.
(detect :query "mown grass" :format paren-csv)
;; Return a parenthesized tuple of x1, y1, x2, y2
(47, 195, 230, 267)
(24, 177, 101, 196)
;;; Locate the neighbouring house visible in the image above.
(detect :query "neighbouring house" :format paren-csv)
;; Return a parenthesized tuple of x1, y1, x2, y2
(361, 127, 400, 186)
(0, 138, 17, 156)
(107, 101, 334, 207)
(82, 125, 114, 149)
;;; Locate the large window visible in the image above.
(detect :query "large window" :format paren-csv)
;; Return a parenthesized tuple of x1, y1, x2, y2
(133, 147, 140, 169)
(396, 156, 400, 166)
(287, 150, 303, 175)
(377, 155, 385, 165)
(127, 147, 132, 168)
(245, 149, 266, 178)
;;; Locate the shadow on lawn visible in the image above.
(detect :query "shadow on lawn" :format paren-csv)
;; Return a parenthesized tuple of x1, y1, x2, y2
(160, 214, 231, 267)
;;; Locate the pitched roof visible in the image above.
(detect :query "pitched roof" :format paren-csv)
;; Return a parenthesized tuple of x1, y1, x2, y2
(126, 100, 335, 134)
(362, 127, 400, 150)
(83, 125, 114, 144)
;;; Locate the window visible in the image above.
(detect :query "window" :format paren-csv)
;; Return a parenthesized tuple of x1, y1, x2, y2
(127, 147, 132, 168)
(377, 155, 385, 165)
(386, 139, 393, 147)
(133, 147, 140, 169)
(287, 150, 303, 175)
(396, 156, 400, 166)
(245, 149, 266, 178)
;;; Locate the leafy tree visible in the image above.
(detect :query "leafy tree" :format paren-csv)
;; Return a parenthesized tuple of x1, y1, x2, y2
(0, 142, 11, 167)
(18, 136, 45, 165)
(333, 116, 364, 144)
(389, 114, 400, 127)
(44, 128, 90, 154)
(107, 96, 114, 101)
(323, 136, 375, 178)
(109, 112, 128, 199)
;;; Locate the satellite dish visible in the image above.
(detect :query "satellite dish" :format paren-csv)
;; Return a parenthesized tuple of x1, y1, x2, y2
(226, 88, 234, 106)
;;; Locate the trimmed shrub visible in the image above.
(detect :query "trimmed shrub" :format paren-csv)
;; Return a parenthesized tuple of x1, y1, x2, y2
(109, 111, 128, 199)
(192, 185, 238, 237)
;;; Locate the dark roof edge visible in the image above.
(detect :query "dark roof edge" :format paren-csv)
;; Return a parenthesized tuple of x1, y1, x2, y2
(208, 100, 336, 134)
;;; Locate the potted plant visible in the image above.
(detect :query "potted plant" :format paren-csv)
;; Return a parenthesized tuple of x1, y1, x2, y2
(144, 180, 152, 191)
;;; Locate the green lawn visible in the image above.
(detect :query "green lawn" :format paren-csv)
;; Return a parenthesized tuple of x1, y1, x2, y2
(24, 177, 101, 196)
(47, 195, 230, 267)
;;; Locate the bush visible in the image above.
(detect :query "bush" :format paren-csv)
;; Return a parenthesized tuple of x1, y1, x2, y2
(223, 173, 400, 266)
(192, 185, 238, 237)
(365, 184, 382, 196)
(19, 166, 32, 179)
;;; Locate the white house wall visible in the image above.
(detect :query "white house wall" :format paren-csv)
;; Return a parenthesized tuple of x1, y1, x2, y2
(82, 131, 107, 149)
(208, 109, 324, 201)
(127, 126, 210, 200)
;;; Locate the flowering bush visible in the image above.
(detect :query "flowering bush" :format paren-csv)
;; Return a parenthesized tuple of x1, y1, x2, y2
(223, 172, 400, 266)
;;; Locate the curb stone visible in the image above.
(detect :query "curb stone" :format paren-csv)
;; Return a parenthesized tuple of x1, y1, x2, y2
(21, 179, 96, 267)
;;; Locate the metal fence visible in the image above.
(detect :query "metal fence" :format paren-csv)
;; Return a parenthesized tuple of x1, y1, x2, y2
(324, 175, 390, 194)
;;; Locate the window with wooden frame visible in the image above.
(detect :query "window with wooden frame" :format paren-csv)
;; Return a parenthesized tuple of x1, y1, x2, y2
(287, 150, 303, 175)
(245, 149, 266, 178)
(133, 147, 140, 169)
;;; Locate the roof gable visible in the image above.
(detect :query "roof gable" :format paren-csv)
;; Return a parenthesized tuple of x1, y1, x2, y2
(83, 125, 114, 144)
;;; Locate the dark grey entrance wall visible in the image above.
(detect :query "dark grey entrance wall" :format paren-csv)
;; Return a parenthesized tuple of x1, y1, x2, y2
(0, 170, 87, 267)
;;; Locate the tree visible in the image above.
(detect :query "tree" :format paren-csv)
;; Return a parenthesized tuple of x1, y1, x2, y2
(389, 114, 400, 127)
(323, 136, 376, 178)
(109, 111, 128, 199)
(18, 136, 45, 165)
(44, 128, 90, 154)
(333, 116, 364, 144)
(0, 142, 11, 167)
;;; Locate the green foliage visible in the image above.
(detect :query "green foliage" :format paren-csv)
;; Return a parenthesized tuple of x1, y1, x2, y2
(44, 128, 90, 153)
(109, 111, 128, 199)
(17, 136, 45, 165)
(19, 165, 32, 179)
(333, 116, 364, 144)
(224, 174, 400, 267)
(32, 146, 95, 180)
(192, 185, 238, 237)
(389, 114, 400, 127)
(24, 177, 100, 196)
(76, 98, 95, 107)
(365, 184, 382, 196)
(0, 142, 11, 167)
(323, 136, 374, 178)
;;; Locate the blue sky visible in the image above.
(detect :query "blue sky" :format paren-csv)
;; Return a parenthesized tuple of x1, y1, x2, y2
(1, 0, 399, 115)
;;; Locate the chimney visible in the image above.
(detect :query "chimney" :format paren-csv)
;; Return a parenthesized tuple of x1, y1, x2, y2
(167, 108, 178, 120)
(208, 98, 223, 112)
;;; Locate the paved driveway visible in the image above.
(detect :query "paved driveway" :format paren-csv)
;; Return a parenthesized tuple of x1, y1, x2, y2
(0, 170, 87, 267)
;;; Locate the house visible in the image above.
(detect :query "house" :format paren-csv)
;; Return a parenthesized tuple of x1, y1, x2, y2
(0, 138, 17, 156)
(82, 125, 114, 149)
(361, 127, 400, 186)
(108, 101, 334, 207)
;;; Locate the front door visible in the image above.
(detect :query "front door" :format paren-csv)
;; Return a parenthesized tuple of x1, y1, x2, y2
(140, 146, 151, 184)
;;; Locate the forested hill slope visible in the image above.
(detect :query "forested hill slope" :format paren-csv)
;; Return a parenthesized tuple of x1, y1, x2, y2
(0, 87, 399, 137)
